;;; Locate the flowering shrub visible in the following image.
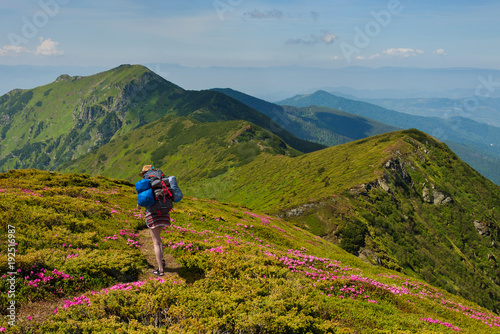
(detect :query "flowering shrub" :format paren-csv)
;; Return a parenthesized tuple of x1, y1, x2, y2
(0, 171, 147, 318)
(1, 171, 499, 333)
(420, 318, 461, 331)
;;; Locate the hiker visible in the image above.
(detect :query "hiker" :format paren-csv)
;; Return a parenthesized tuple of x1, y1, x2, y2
(136, 165, 171, 277)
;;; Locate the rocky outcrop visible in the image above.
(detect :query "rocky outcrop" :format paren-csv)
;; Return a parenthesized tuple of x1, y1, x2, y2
(1, 113, 11, 125)
(6, 88, 23, 96)
(350, 158, 413, 196)
(474, 220, 490, 237)
(358, 247, 382, 265)
(378, 177, 391, 193)
(56, 74, 72, 82)
(423, 183, 453, 205)
(79, 104, 106, 122)
(349, 181, 377, 196)
(422, 187, 431, 202)
(432, 190, 453, 205)
(384, 158, 412, 184)
(278, 203, 316, 218)
(114, 72, 162, 112)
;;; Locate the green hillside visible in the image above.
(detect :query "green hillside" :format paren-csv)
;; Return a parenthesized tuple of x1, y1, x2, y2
(188, 129, 500, 312)
(0, 65, 323, 172)
(57, 102, 500, 314)
(278, 90, 500, 185)
(0, 64, 180, 170)
(2, 66, 500, 332)
(212, 88, 401, 146)
(58, 115, 301, 183)
(1, 169, 500, 333)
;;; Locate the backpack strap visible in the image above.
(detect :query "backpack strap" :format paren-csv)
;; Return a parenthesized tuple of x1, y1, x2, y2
(160, 179, 173, 199)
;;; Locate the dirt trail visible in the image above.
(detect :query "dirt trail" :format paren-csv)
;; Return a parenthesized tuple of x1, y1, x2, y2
(137, 228, 182, 280)
(17, 228, 181, 325)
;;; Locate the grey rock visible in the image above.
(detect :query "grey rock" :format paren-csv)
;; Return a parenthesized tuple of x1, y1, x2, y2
(474, 220, 490, 236)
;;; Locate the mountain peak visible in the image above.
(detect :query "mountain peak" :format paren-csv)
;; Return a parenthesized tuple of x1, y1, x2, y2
(110, 63, 151, 74)
(0, 64, 185, 170)
(55, 74, 72, 82)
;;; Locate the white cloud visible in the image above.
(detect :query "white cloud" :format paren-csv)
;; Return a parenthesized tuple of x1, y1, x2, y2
(0, 45, 30, 56)
(243, 9, 283, 19)
(433, 48, 447, 56)
(383, 48, 424, 57)
(320, 31, 337, 45)
(35, 37, 64, 56)
(287, 30, 338, 45)
(0, 38, 63, 57)
(357, 48, 424, 60)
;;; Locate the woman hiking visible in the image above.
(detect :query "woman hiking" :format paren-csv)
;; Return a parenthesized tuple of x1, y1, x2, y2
(136, 165, 172, 277)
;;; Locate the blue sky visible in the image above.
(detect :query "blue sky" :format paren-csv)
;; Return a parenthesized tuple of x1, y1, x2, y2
(1, 0, 499, 69)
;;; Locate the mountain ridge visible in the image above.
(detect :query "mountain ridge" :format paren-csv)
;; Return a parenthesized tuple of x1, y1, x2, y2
(187, 129, 500, 311)
(278, 90, 500, 185)
(0, 64, 324, 172)
(58, 115, 302, 183)
(211, 87, 401, 146)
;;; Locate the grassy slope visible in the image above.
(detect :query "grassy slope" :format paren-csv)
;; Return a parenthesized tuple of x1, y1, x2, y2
(59, 123, 500, 311)
(58, 115, 302, 183)
(169, 89, 325, 154)
(189, 130, 396, 210)
(188, 129, 500, 312)
(1, 169, 500, 333)
(0, 64, 183, 170)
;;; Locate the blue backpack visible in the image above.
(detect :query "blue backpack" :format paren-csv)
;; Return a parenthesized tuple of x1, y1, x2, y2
(135, 168, 183, 215)
(136, 179, 155, 207)
(167, 175, 183, 203)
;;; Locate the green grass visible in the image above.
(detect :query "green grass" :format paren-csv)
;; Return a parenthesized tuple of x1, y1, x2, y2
(1, 169, 499, 333)
(58, 116, 301, 183)
(189, 131, 396, 211)
(0, 65, 184, 171)
(182, 129, 500, 312)
(57, 127, 500, 313)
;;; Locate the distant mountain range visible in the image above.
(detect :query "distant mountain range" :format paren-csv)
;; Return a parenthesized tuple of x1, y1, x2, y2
(326, 85, 496, 100)
(3, 63, 500, 101)
(1, 65, 500, 313)
(211, 88, 401, 146)
(362, 96, 500, 128)
(278, 90, 500, 185)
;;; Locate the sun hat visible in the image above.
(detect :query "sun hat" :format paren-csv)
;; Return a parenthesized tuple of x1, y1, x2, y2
(139, 165, 153, 176)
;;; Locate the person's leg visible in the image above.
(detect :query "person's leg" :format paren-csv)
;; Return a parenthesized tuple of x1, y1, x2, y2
(149, 226, 164, 274)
